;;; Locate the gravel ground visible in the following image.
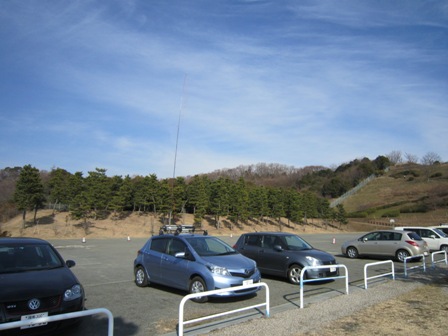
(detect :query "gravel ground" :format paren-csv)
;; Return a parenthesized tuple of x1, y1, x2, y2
(203, 268, 448, 336)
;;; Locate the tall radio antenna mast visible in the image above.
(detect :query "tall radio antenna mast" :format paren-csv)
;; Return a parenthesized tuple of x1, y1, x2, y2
(173, 74, 188, 179)
(169, 74, 187, 226)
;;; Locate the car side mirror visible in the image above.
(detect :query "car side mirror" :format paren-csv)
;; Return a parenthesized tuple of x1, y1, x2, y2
(273, 245, 283, 252)
(362, 238, 368, 242)
(66, 260, 76, 268)
(174, 252, 186, 258)
(430, 235, 437, 239)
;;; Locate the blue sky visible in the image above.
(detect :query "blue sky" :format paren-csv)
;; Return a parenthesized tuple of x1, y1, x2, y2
(1, 1, 447, 178)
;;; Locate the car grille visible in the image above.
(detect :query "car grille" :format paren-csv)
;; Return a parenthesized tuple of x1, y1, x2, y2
(4, 295, 61, 316)
(230, 268, 255, 278)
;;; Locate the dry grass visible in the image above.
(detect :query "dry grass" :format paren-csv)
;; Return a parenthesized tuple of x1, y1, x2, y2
(301, 283, 448, 336)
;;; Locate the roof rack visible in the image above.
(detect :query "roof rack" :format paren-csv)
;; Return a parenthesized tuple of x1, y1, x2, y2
(158, 224, 208, 236)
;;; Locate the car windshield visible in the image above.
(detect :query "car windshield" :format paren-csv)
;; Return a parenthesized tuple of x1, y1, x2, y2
(185, 237, 237, 256)
(283, 235, 313, 251)
(0, 243, 64, 274)
(434, 228, 447, 237)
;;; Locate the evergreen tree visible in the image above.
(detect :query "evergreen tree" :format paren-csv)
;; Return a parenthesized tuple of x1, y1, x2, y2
(13, 164, 45, 228)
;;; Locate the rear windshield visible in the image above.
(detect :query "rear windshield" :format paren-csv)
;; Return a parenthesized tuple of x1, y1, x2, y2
(407, 232, 423, 241)
(0, 243, 63, 274)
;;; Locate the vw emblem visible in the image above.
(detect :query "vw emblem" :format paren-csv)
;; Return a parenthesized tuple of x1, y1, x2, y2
(28, 298, 41, 310)
(244, 269, 249, 275)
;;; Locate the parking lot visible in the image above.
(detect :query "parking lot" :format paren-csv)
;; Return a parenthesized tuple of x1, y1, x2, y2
(51, 233, 421, 335)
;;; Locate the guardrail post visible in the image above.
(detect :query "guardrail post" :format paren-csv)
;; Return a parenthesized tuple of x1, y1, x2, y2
(363, 260, 395, 289)
(178, 282, 269, 335)
(404, 254, 426, 277)
(431, 250, 448, 269)
(299, 264, 348, 309)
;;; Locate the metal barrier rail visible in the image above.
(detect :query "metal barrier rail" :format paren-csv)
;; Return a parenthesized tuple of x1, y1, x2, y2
(300, 264, 348, 309)
(403, 254, 426, 277)
(0, 308, 114, 335)
(178, 282, 269, 336)
(431, 250, 448, 268)
(363, 260, 395, 289)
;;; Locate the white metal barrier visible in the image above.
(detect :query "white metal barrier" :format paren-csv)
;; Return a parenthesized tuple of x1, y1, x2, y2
(300, 264, 348, 309)
(403, 254, 426, 277)
(431, 250, 448, 268)
(178, 282, 269, 336)
(363, 260, 395, 289)
(0, 308, 114, 335)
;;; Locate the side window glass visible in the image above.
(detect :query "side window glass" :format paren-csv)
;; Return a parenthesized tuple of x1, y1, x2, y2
(247, 235, 261, 247)
(392, 232, 401, 241)
(167, 239, 187, 256)
(263, 236, 276, 248)
(150, 238, 167, 253)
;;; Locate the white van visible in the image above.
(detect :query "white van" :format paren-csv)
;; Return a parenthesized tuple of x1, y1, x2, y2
(395, 226, 448, 252)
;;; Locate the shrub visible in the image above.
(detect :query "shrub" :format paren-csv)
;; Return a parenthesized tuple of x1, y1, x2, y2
(381, 210, 400, 218)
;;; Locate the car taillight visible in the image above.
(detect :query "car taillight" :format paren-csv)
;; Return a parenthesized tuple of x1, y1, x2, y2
(405, 240, 419, 247)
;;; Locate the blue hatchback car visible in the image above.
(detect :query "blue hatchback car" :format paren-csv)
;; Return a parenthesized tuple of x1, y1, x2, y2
(134, 232, 261, 302)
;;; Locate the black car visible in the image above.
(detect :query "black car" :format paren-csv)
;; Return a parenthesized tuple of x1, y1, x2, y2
(233, 232, 338, 284)
(0, 237, 85, 335)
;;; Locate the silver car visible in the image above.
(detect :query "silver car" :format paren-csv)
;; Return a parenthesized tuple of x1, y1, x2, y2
(341, 230, 429, 262)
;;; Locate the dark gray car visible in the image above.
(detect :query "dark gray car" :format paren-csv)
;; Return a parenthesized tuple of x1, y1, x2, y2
(233, 232, 338, 284)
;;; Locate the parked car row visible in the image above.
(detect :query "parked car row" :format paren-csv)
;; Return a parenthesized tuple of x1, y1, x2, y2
(2, 225, 444, 334)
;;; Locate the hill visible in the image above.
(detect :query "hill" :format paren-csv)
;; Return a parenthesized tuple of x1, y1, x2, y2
(340, 163, 448, 229)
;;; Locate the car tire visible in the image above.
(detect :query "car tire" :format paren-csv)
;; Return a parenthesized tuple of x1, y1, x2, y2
(287, 264, 304, 284)
(396, 249, 410, 262)
(189, 276, 208, 303)
(135, 266, 149, 287)
(346, 246, 359, 259)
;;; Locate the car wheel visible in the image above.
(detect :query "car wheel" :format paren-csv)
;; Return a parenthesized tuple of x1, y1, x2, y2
(287, 264, 304, 284)
(346, 246, 359, 259)
(135, 266, 149, 287)
(396, 249, 410, 262)
(189, 276, 208, 303)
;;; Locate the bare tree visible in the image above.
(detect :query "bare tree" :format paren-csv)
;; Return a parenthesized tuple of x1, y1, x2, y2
(421, 152, 442, 165)
(404, 152, 419, 164)
(387, 150, 403, 165)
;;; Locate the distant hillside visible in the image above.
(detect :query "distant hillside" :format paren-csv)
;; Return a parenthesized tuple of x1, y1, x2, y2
(341, 163, 448, 228)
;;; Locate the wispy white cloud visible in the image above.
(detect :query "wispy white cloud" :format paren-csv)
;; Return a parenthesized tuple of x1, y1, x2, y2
(0, 0, 447, 177)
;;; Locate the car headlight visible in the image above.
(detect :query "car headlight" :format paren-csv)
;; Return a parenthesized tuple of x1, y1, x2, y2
(305, 256, 321, 267)
(207, 265, 231, 276)
(63, 284, 83, 301)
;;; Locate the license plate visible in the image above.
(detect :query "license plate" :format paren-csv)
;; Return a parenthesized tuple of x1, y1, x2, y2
(20, 312, 48, 329)
(424, 252, 429, 256)
(330, 267, 336, 272)
(242, 279, 253, 286)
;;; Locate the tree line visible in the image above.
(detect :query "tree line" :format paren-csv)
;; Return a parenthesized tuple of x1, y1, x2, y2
(11, 165, 348, 230)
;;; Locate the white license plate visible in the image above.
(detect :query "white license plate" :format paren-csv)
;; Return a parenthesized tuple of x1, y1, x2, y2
(20, 312, 48, 329)
(330, 267, 336, 272)
(242, 279, 253, 286)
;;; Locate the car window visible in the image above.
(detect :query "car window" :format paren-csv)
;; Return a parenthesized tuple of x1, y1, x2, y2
(433, 228, 446, 237)
(406, 232, 422, 241)
(150, 238, 168, 253)
(245, 235, 262, 247)
(283, 235, 312, 251)
(186, 237, 236, 256)
(167, 239, 187, 256)
(391, 232, 402, 241)
(363, 232, 381, 241)
(419, 229, 434, 238)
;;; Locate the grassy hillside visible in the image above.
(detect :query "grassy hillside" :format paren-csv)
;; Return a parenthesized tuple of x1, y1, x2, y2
(341, 163, 448, 228)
